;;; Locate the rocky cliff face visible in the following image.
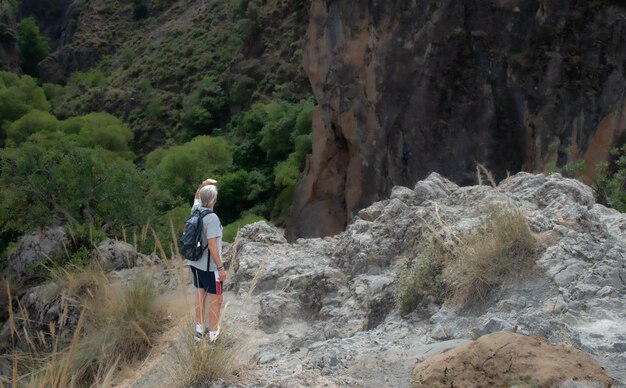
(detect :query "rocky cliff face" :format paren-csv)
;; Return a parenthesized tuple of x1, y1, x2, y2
(14, 0, 136, 83)
(288, 0, 626, 239)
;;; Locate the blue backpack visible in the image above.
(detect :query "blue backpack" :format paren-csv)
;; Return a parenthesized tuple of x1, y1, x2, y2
(178, 209, 212, 261)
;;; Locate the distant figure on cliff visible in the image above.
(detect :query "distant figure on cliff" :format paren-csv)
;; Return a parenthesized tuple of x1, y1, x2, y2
(185, 178, 227, 342)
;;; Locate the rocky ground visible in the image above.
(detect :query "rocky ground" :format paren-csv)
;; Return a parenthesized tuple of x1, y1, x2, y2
(5, 172, 625, 386)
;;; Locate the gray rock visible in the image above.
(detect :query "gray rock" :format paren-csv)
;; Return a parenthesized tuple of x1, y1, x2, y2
(390, 186, 420, 206)
(430, 307, 458, 324)
(94, 239, 153, 270)
(6, 227, 68, 288)
(410, 338, 470, 359)
(431, 324, 453, 340)
(0, 281, 80, 352)
(480, 317, 515, 335)
(414, 172, 459, 201)
(356, 201, 385, 221)
(258, 292, 297, 333)
(227, 173, 626, 385)
(253, 347, 278, 365)
(237, 221, 287, 244)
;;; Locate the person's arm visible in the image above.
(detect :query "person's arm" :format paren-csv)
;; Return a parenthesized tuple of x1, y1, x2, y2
(194, 178, 218, 199)
(207, 237, 227, 281)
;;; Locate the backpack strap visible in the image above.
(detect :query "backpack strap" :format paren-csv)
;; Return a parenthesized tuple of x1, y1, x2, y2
(196, 209, 214, 252)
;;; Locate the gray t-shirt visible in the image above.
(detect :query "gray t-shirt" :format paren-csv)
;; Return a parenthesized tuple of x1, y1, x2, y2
(185, 199, 222, 272)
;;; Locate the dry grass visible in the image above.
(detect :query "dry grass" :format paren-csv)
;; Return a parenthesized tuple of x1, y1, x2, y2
(168, 321, 240, 387)
(476, 163, 498, 188)
(395, 205, 539, 313)
(6, 262, 168, 387)
(446, 206, 539, 308)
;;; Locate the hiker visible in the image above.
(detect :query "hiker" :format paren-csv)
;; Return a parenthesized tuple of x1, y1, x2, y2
(186, 179, 226, 342)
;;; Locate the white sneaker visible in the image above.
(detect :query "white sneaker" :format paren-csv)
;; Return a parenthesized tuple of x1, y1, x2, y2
(208, 326, 220, 342)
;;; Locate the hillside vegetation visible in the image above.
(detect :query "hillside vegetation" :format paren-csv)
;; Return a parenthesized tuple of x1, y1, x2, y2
(0, 0, 314, 269)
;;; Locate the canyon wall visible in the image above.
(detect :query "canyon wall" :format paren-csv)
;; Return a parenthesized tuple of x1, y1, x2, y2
(287, 0, 626, 239)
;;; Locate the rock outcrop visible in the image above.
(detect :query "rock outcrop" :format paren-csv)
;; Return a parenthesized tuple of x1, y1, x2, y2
(232, 172, 625, 386)
(288, 0, 626, 239)
(94, 238, 157, 270)
(6, 227, 68, 288)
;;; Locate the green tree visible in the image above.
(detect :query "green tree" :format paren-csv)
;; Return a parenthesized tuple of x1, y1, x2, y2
(147, 136, 233, 201)
(72, 112, 135, 157)
(259, 99, 314, 163)
(4, 109, 59, 146)
(0, 138, 152, 234)
(16, 17, 50, 76)
(0, 72, 50, 122)
(181, 76, 228, 138)
(214, 169, 251, 224)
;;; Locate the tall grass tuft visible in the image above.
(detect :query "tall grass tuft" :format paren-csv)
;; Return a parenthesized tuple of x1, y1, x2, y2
(169, 324, 239, 387)
(394, 206, 539, 313)
(6, 264, 167, 387)
(71, 272, 165, 384)
(446, 206, 538, 308)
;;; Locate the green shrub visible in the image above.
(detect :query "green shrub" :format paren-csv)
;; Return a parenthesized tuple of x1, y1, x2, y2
(16, 17, 50, 76)
(0, 139, 153, 234)
(594, 145, 626, 212)
(561, 160, 586, 180)
(147, 99, 164, 118)
(222, 214, 265, 242)
(4, 109, 59, 145)
(42, 82, 65, 102)
(394, 253, 439, 315)
(181, 76, 228, 138)
(69, 70, 108, 88)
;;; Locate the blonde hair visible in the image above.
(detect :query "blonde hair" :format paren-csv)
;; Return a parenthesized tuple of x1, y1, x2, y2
(199, 185, 218, 208)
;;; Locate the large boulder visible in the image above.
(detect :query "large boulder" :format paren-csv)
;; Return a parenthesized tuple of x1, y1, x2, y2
(94, 239, 156, 271)
(412, 332, 614, 387)
(6, 227, 68, 288)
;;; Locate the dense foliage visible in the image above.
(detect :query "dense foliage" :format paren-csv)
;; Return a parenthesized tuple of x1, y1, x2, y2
(16, 16, 49, 76)
(0, 70, 314, 265)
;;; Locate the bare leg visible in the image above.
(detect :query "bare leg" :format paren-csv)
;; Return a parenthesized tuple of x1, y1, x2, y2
(195, 288, 208, 327)
(208, 293, 223, 331)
